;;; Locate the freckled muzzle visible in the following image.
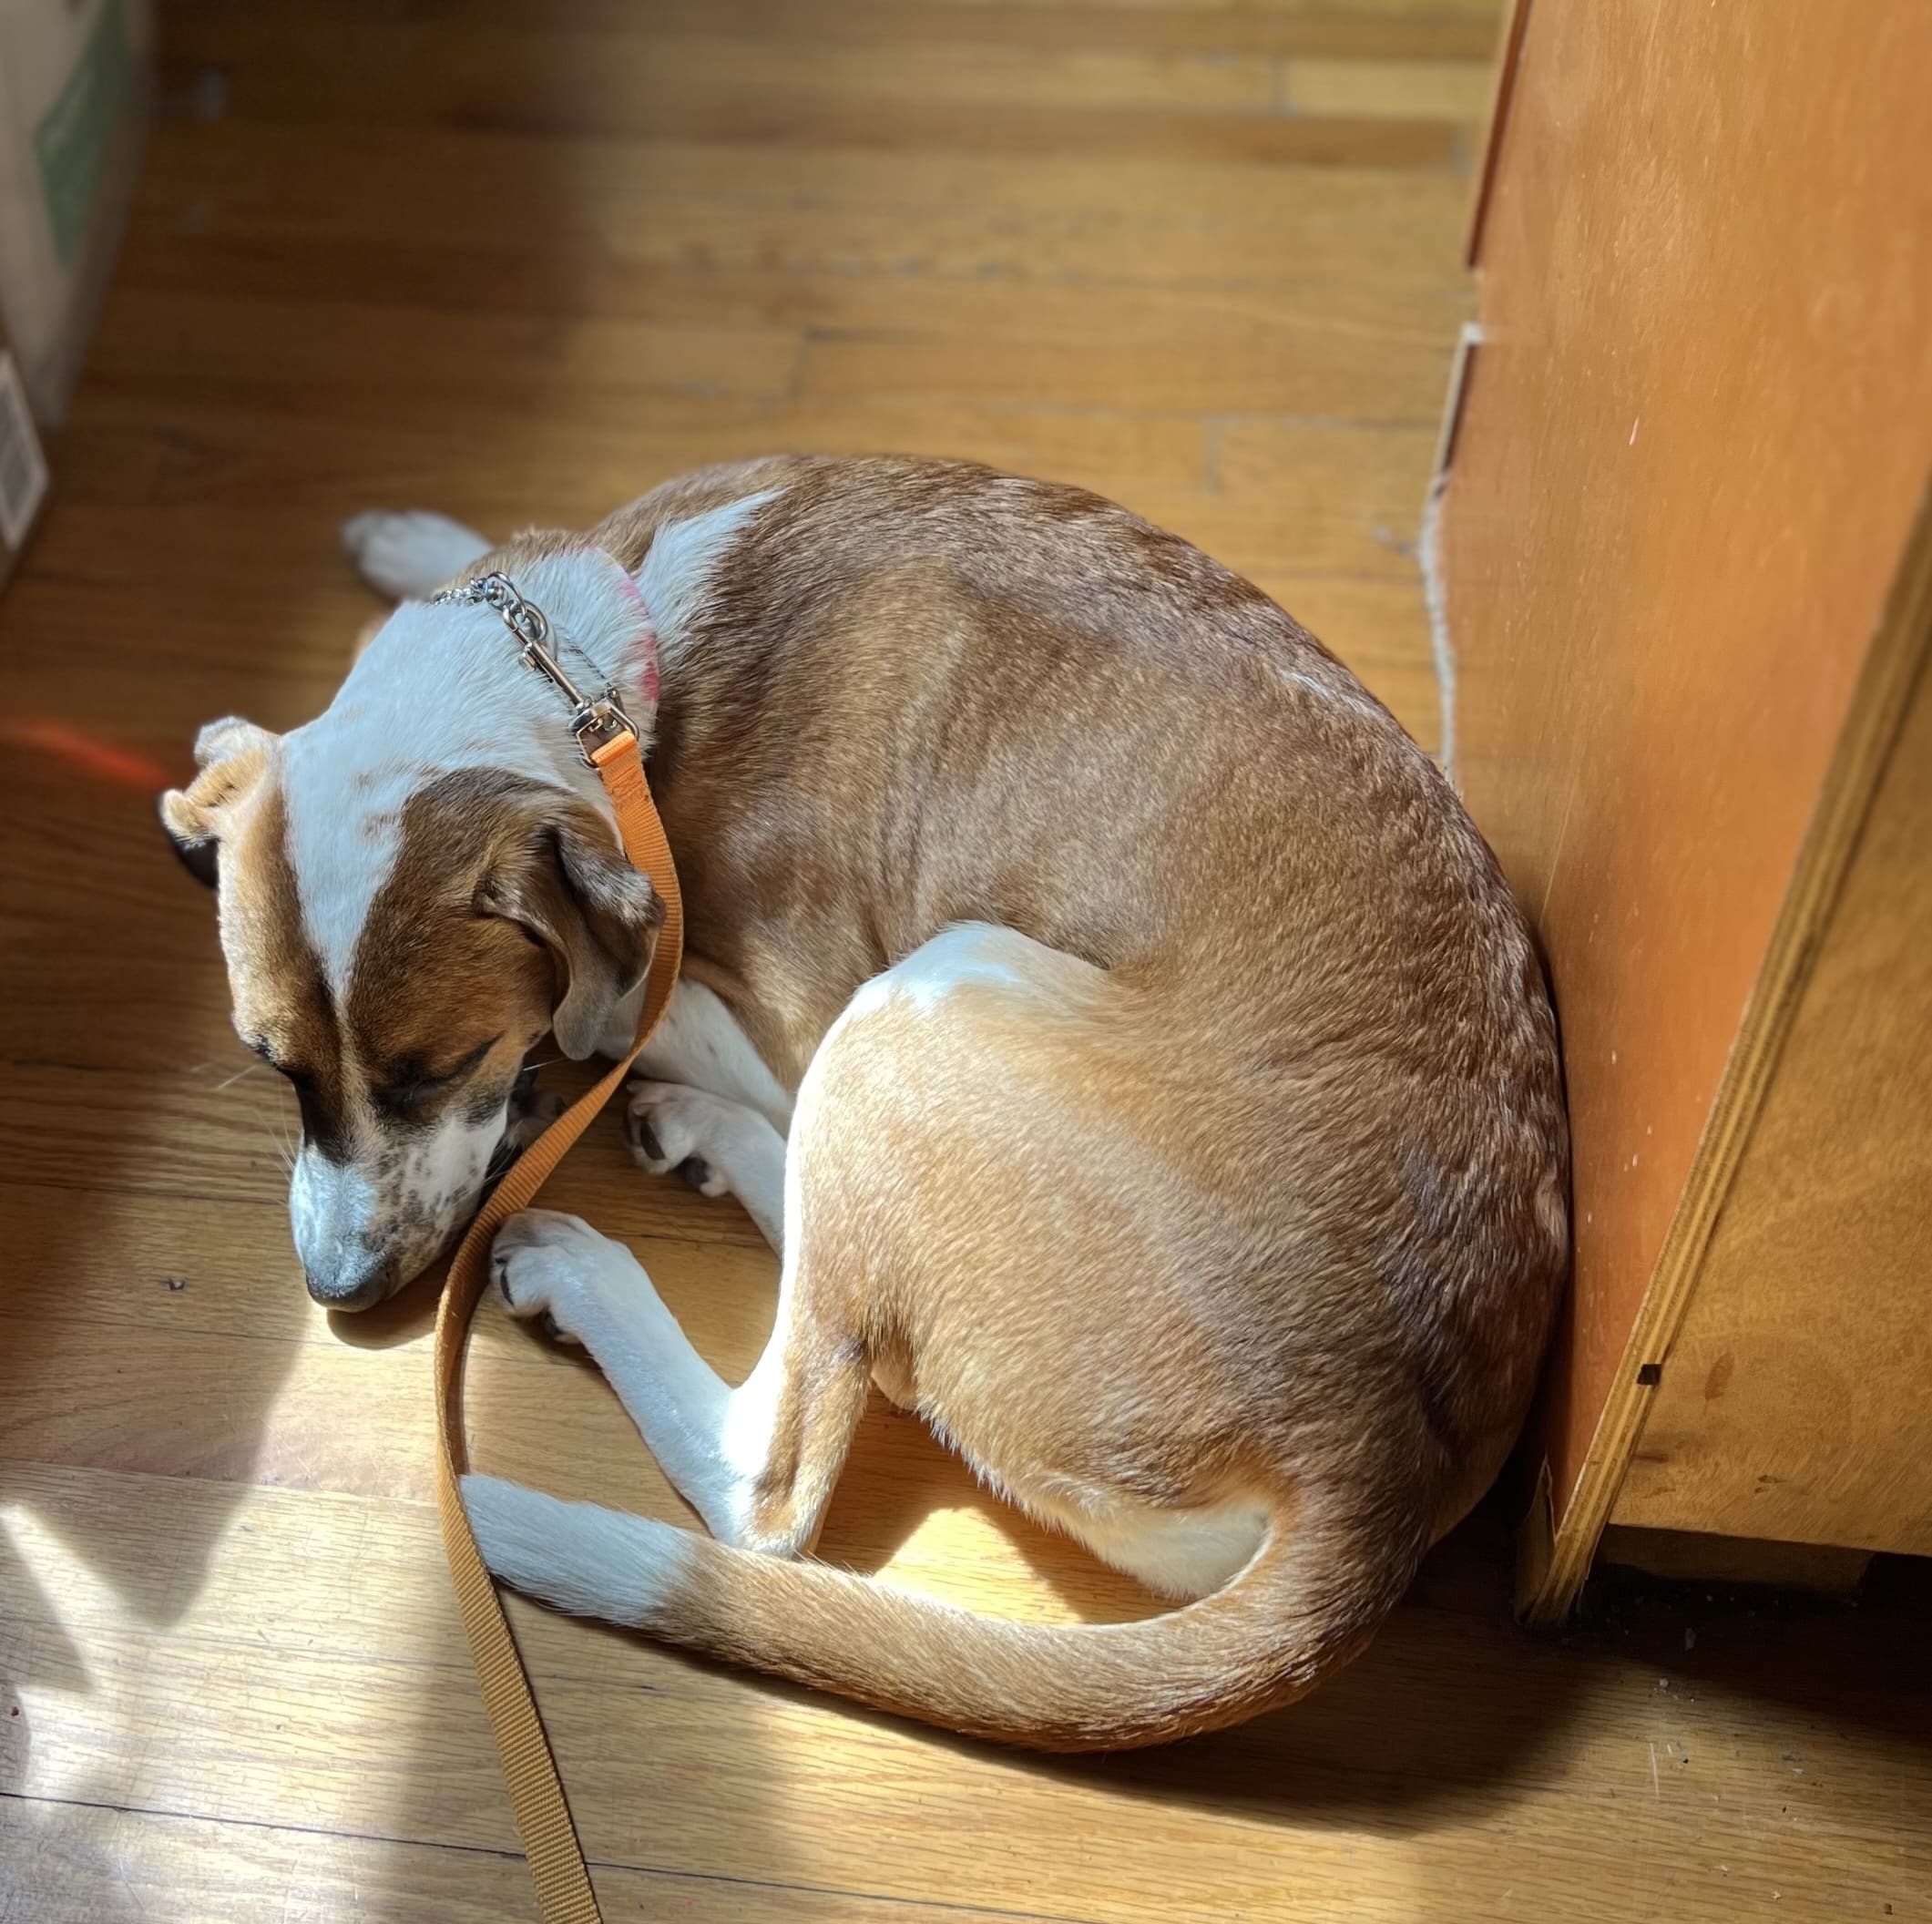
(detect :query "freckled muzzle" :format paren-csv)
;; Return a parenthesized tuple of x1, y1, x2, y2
(290, 1105, 512, 1309)
(296, 1192, 469, 1310)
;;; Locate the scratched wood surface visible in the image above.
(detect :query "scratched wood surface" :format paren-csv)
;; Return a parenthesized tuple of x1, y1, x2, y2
(2, 2, 1927, 1919)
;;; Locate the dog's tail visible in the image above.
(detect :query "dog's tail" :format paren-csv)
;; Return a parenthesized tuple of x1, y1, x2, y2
(465, 1474, 1421, 1749)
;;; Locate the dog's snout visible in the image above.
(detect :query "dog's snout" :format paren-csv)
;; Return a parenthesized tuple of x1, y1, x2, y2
(303, 1253, 396, 1311)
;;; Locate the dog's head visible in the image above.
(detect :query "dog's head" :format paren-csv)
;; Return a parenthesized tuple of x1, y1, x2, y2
(161, 550, 663, 1307)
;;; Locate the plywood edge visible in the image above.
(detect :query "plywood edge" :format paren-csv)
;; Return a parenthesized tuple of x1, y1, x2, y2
(1464, 0, 1532, 268)
(1610, 634, 1932, 1553)
(1519, 481, 1932, 1624)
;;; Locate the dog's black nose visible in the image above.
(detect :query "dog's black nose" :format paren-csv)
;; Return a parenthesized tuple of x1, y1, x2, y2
(304, 1254, 395, 1311)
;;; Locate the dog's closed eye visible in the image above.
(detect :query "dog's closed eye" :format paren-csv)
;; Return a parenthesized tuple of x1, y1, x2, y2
(372, 1034, 502, 1115)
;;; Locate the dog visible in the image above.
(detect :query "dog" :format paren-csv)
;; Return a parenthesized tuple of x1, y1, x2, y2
(160, 456, 1568, 1749)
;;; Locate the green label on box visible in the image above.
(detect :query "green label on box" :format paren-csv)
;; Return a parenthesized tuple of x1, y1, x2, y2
(35, 0, 129, 265)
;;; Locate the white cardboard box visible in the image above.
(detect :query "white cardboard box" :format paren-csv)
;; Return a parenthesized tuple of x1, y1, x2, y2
(0, 0, 152, 424)
(0, 329, 49, 595)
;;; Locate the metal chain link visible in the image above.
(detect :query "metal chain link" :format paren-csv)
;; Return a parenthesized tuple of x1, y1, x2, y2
(429, 571, 639, 766)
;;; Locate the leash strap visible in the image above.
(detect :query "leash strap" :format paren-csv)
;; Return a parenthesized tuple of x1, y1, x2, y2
(433, 727, 681, 1924)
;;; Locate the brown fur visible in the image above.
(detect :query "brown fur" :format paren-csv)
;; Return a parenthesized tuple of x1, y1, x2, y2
(172, 455, 1568, 1743)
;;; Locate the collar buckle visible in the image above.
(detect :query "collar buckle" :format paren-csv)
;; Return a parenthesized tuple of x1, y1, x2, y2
(568, 696, 639, 767)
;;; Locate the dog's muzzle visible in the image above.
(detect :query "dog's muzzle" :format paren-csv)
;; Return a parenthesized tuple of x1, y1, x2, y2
(303, 1250, 398, 1311)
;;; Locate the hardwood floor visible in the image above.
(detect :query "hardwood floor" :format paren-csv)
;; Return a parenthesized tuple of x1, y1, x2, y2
(2, 3, 1927, 1919)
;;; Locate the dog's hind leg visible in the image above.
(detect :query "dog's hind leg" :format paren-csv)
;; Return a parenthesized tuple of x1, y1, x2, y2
(491, 1207, 868, 1556)
(342, 509, 491, 600)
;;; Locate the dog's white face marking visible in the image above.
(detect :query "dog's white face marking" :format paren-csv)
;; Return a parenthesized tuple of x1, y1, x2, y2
(281, 742, 414, 998)
(289, 1148, 380, 1297)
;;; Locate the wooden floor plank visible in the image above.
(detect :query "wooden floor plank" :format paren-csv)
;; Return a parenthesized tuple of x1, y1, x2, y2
(10, 4, 1922, 1920)
(86, 272, 1466, 428)
(0, 1800, 988, 1924)
(135, 125, 1477, 293)
(116, 230, 1475, 375)
(169, 15, 1287, 120)
(82, 274, 1464, 433)
(169, 0, 1504, 65)
(5, 1469, 1926, 1924)
(16, 1630, 1912, 1924)
(1281, 56, 1496, 119)
(157, 20, 1460, 169)
(87, 289, 804, 409)
(794, 324, 1456, 423)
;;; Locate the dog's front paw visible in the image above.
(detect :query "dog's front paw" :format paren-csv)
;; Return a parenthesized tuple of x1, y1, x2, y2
(624, 1081, 734, 1195)
(490, 1208, 620, 1345)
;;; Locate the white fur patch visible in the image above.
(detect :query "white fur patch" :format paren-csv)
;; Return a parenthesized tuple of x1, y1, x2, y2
(1051, 1491, 1270, 1600)
(631, 978, 792, 1128)
(342, 509, 490, 600)
(633, 489, 782, 664)
(463, 1474, 691, 1623)
(1274, 664, 1381, 721)
(491, 1210, 749, 1537)
(848, 923, 1029, 1020)
(626, 1080, 787, 1251)
(409, 1100, 506, 1223)
(492, 1207, 800, 1547)
(289, 1148, 379, 1284)
(282, 546, 656, 993)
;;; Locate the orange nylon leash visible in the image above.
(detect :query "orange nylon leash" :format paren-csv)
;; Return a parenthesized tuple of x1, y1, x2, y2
(433, 725, 681, 1924)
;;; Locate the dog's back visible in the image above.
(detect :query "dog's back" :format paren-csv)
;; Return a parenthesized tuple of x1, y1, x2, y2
(459, 457, 1569, 1745)
(181, 454, 1566, 1745)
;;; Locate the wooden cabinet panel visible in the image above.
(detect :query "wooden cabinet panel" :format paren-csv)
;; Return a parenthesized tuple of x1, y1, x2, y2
(1436, 0, 1932, 1610)
(1613, 628, 1932, 1555)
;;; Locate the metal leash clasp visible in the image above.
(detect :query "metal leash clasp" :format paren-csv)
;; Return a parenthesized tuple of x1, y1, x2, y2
(433, 571, 640, 767)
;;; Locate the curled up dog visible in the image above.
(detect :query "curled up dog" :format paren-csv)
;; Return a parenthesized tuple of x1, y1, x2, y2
(161, 456, 1569, 1750)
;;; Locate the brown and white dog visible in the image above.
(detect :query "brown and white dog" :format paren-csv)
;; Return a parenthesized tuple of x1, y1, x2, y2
(161, 456, 1567, 1749)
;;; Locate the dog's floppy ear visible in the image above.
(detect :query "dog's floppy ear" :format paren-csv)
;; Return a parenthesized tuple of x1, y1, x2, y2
(158, 717, 280, 889)
(479, 794, 662, 1059)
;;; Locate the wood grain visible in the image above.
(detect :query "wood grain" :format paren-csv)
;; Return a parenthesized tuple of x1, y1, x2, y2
(166, 0, 1506, 65)
(1433, 0, 1932, 1612)
(1612, 578, 1932, 1555)
(0, 1803, 977, 1924)
(6, 1466, 1928, 1923)
(1279, 56, 1493, 119)
(5, 1, 1927, 1919)
(133, 124, 1477, 293)
(156, 10, 1478, 167)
